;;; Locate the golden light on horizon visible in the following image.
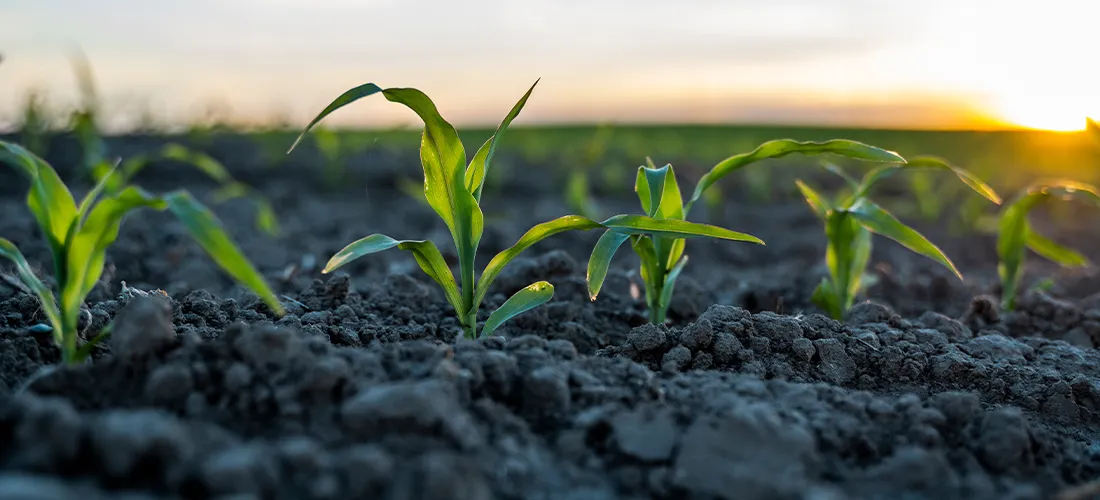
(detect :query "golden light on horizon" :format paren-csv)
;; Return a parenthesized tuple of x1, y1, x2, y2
(995, 96, 1090, 132)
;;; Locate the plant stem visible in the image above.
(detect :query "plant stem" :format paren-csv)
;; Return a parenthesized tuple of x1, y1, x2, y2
(459, 253, 477, 339)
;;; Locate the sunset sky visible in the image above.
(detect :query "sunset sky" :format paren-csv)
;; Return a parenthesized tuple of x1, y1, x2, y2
(0, 0, 1096, 131)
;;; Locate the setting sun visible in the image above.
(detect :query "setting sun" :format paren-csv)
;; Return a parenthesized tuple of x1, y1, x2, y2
(994, 94, 1092, 132)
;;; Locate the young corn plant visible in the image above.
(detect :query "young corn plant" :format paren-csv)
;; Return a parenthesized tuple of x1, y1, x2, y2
(68, 52, 110, 179)
(795, 156, 1001, 319)
(110, 143, 281, 236)
(997, 181, 1100, 310)
(0, 140, 285, 365)
(587, 140, 911, 324)
(19, 91, 52, 157)
(289, 81, 747, 338)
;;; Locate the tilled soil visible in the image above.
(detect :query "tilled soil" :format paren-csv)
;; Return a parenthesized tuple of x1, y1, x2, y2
(1, 133, 1099, 499)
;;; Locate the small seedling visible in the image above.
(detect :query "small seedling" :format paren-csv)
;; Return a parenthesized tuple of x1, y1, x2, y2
(587, 140, 909, 324)
(68, 51, 109, 178)
(795, 156, 1001, 319)
(110, 143, 281, 236)
(19, 90, 52, 157)
(997, 181, 1100, 310)
(290, 81, 741, 338)
(0, 140, 285, 364)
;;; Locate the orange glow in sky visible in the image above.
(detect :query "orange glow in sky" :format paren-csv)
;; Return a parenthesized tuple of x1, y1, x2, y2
(0, 0, 1096, 131)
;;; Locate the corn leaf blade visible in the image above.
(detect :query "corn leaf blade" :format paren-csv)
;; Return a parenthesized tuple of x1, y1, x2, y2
(846, 198, 961, 279)
(324, 234, 462, 314)
(213, 182, 282, 236)
(0, 238, 62, 338)
(474, 215, 604, 309)
(61, 187, 167, 329)
(383, 88, 481, 259)
(466, 80, 538, 199)
(162, 191, 285, 316)
(1024, 226, 1089, 267)
(288, 83, 384, 153)
(687, 139, 904, 213)
(656, 255, 689, 315)
(795, 179, 830, 220)
(600, 215, 764, 245)
(586, 229, 632, 300)
(636, 165, 668, 218)
(853, 156, 1001, 205)
(480, 281, 554, 338)
(0, 141, 78, 257)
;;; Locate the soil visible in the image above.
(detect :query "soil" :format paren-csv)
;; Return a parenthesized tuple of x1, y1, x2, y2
(2, 132, 1100, 499)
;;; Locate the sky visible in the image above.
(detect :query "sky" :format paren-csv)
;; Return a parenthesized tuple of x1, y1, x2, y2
(0, 0, 1097, 131)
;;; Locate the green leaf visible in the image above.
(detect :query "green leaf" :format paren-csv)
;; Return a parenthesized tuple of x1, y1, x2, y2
(288, 83, 384, 153)
(474, 215, 604, 310)
(846, 198, 961, 279)
(852, 156, 1001, 205)
(383, 88, 482, 287)
(61, 187, 167, 332)
(686, 139, 905, 213)
(465, 80, 538, 200)
(819, 161, 859, 189)
(586, 229, 632, 300)
(997, 181, 1100, 309)
(72, 324, 112, 363)
(1025, 226, 1089, 267)
(636, 165, 667, 218)
(600, 215, 765, 245)
(0, 140, 78, 261)
(213, 182, 282, 236)
(795, 179, 830, 219)
(630, 235, 664, 322)
(811, 278, 842, 320)
(162, 191, 286, 316)
(645, 165, 686, 270)
(0, 238, 62, 341)
(323, 234, 462, 314)
(480, 281, 554, 338)
(159, 144, 233, 183)
(656, 255, 689, 315)
(76, 159, 121, 228)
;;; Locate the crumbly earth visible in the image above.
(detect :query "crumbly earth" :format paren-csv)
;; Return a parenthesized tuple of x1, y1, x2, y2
(1, 133, 1099, 499)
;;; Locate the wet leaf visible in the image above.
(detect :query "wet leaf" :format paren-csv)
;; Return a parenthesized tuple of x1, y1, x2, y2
(586, 229, 631, 300)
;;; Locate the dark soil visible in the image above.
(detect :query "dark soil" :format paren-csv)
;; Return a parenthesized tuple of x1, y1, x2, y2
(2, 133, 1099, 499)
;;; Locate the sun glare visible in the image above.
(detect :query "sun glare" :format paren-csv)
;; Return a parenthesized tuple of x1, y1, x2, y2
(994, 94, 1093, 132)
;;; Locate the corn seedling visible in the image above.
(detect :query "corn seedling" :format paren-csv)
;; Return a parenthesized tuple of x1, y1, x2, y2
(796, 156, 1001, 319)
(110, 143, 281, 236)
(587, 140, 909, 324)
(997, 181, 1100, 310)
(289, 81, 746, 338)
(0, 140, 285, 364)
(19, 91, 52, 157)
(68, 51, 110, 179)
